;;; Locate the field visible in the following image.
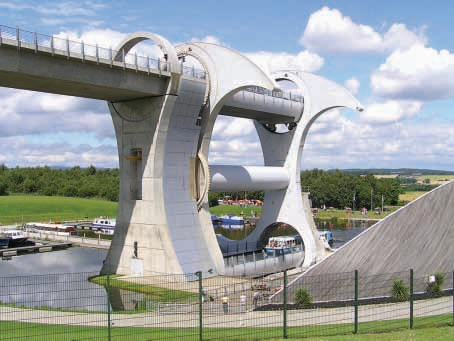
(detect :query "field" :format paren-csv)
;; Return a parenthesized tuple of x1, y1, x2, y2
(415, 174, 454, 185)
(0, 195, 117, 225)
(399, 191, 427, 203)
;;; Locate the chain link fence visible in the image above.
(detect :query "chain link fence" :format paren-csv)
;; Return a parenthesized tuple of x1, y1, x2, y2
(0, 269, 452, 340)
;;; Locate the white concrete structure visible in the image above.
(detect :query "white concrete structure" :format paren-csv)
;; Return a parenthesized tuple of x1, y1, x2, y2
(210, 165, 290, 191)
(243, 70, 362, 268)
(0, 25, 362, 277)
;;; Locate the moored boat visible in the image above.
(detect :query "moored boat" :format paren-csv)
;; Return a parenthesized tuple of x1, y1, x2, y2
(219, 214, 244, 229)
(24, 223, 77, 236)
(92, 217, 116, 235)
(0, 230, 35, 248)
(318, 230, 334, 246)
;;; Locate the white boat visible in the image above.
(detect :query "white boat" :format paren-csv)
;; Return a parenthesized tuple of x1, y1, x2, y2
(92, 217, 116, 235)
(24, 223, 77, 236)
(219, 214, 244, 229)
(264, 235, 303, 257)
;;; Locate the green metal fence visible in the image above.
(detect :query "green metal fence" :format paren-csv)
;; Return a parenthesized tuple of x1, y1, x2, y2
(0, 269, 452, 340)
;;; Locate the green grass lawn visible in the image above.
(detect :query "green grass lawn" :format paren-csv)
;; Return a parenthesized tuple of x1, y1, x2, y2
(210, 204, 262, 218)
(90, 275, 197, 302)
(0, 315, 451, 340)
(315, 208, 391, 220)
(0, 194, 397, 227)
(0, 195, 117, 225)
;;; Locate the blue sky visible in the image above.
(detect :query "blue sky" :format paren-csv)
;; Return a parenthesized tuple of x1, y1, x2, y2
(1, 0, 454, 170)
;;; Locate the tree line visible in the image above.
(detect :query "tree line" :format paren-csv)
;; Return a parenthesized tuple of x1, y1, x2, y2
(0, 164, 119, 201)
(301, 169, 401, 209)
(0, 165, 402, 208)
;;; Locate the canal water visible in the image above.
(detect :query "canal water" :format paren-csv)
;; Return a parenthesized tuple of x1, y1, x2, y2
(216, 219, 376, 249)
(0, 220, 375, 311)
(0, 218, 374, 276)
(0, 248, 108, 311)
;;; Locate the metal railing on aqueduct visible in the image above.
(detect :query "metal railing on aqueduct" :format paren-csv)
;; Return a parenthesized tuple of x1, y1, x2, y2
(0, 269, 452, 340)
(0, 25, 305, 103)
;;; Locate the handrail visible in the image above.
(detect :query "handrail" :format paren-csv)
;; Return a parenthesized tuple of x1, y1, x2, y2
(0, 24, 208, 80)
(243, 86, 304, 103)
(0, 24, 304, 102)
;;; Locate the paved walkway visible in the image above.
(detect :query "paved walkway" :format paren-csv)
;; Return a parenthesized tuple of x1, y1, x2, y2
(1, 297, 451, 328)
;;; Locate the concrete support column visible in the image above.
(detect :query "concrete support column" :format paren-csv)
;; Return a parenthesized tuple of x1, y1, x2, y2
(101, 78, 224, 276)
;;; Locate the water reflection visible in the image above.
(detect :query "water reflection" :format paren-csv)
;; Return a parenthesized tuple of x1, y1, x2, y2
(315, 218, 376, 248)
(0, 247, 107, 276)
(0, 248, 108, 311)
(0, 219, 377, 312)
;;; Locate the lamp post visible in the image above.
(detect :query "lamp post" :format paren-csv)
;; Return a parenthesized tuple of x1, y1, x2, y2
(370, 187, 374, 211)
(353, 191, 356, 213)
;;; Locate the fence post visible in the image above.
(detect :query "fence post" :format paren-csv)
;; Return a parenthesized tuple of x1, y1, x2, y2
(410, 269, 414, 329)
(452, 271, 454, 326)
(197, 271, 203, 341)
(107, 274, 111, 341)
(283, 269, 288, 339)
(354, 270, 358, 334)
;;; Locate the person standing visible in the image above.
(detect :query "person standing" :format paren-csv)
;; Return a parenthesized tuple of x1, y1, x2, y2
(222, 296, 229, 314)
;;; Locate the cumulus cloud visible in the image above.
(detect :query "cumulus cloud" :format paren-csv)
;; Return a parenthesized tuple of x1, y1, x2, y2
(359, 100, 423, 124)
(300, 7, 426, 54)
(186, 35, 323, 74)
(371, 44, 454, 100)
(0, 139, 118, 168)
(0, 89, 110, 138)
(345, 78, 360, 95)
(191, 35, 223, 45)
(245, 51, 324, 74)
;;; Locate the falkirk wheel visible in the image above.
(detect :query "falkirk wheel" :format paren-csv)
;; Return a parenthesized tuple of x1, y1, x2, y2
(100, 32, 363, 278)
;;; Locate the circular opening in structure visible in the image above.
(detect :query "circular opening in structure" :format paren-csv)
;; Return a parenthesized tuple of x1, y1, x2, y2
(258, 222, 304, 250)
(123, 41, 163, 70)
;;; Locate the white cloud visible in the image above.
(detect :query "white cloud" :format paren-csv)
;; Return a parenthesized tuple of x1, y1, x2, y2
(371, 44, 454, 100)
(187, 35, 323, 74)
(212, 116, 256, 139)
(300, 7, 426, 54)
(344, 78, 360, 95)
(191, 35, 223, 45)
(0, 88, 111, 138)
(246, 50, 324, 74)
(359, 100, 423, 124)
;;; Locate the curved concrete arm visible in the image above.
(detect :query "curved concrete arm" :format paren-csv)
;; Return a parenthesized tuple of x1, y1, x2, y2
(114, 32, 181, 94)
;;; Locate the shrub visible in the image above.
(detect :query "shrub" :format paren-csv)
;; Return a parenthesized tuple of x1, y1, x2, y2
(427, 272, 445, 297)
(392, 278, 409, 302)
(295, 288, 312, 308)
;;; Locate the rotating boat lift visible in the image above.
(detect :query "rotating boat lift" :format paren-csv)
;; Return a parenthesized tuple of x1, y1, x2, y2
(100, 33, 362, 277)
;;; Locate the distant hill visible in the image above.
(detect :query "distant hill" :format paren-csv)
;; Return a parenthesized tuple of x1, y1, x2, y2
(331, 168, 454, 176)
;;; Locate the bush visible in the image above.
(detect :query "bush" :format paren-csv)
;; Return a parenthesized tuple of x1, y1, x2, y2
(392, 278, 409, 302)
(427, 272, 445, 297)
(295, 288, 312, 308)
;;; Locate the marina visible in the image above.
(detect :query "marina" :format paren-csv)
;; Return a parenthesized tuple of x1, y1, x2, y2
(0, 241, 73, 259)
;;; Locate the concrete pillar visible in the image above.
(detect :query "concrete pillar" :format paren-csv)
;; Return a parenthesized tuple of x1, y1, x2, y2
(101, 78, 224, 277)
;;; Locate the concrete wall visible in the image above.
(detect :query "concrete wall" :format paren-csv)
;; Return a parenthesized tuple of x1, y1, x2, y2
(295, 180, 454, 278)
